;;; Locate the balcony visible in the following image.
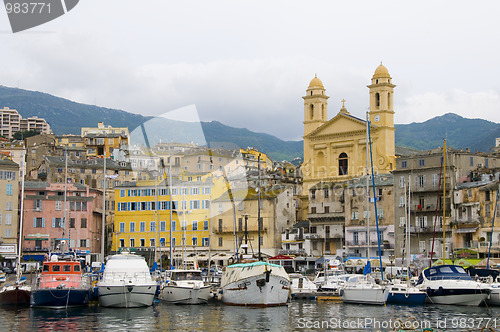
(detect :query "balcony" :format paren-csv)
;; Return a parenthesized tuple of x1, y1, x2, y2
(308, 212, 345, 221)
(213, 227, 268, 234)
(345, 240, 379, 247)
(23, 247, 50, 253)
(279, 249, 306, 256)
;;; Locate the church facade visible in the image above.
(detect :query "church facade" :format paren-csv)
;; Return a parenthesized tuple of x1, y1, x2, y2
(302, 64, 397, 194)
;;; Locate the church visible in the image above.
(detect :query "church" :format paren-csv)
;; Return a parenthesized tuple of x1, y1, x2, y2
(302, 64, 397, 194)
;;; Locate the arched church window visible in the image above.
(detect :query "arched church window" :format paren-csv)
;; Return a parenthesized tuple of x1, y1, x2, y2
(376, 79, 378, 84)
(339, 153, 348, 175)
(321, 104, 324, 119)
(316, 151, 326, 177)
(388, 92, 391, 109)
(310, 105, 314, 120)
(311, 91, 313, 96)
(375, 93, 380, 108)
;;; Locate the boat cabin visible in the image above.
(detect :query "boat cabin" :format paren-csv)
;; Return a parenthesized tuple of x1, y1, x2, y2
(39, 261, 83, 289)
(171, 270, 203, 281)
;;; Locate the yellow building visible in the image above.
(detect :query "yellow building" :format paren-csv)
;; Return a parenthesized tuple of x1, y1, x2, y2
(302, 64, 396, 194)
(113, 173, 229, 262)
(82, 122, 129, 158)
(240, 147, 273, 170)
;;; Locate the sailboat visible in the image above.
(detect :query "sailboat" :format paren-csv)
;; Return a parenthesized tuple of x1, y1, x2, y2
(220, 154, 291, 306)
(387, 175, 427, 305)
(416, 140, 491, 306)
(0, 148, 31, 306)
(341, 112, 389, 305)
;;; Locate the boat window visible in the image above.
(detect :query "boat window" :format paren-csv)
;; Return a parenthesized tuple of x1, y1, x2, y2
(191, 273, 202, 281)
(63, 265, 71, 272)
(74, 265, 81, 272)
(43, 265, 50, 272)
(429, 268, 437, 275)
(439, 266, 453, 274)
(52, 265, 61, 272)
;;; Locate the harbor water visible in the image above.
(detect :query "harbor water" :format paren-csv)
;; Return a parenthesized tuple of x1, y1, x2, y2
(2, 300, 500, 331)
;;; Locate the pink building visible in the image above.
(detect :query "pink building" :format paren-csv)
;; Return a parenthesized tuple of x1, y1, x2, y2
(22, 181, 103, 262)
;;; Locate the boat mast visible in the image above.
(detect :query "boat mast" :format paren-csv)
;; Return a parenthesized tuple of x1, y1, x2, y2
(365, 112, 370, 259)
(367, 113, 384, 280)
(64, 147, 68, 253)
(442, 140, 446, 261)
(487, 184, 500, 269)
(407, 175, 411, 279)
(257, 153, 262, 261)
(16, 147, 26, 282)
(101, 153, 106, 261)
(169, 155, 173, 269)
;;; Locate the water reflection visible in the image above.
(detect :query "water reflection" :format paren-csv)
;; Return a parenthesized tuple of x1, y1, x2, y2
(1, 300, 500, 331)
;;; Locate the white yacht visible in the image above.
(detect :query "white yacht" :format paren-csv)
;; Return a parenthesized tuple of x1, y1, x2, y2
(320, 273, 354, 293)
(97, 252, 157, 308)
(220, 261, 290, 306)
(160, 269, 211, 304)
(416, 265, 490, 306)
(340, 274, 389, 305)
(289, 273, 318, 299)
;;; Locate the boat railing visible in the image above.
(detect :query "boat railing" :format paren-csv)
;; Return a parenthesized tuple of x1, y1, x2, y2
(101, 271, 152, 283)
(33, 274, 91, 290)
(426, 275, 474, 281)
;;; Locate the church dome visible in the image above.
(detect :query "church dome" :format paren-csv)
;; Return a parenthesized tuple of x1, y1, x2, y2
(373, 64, 390, 78)
(308, 76, 324, 88)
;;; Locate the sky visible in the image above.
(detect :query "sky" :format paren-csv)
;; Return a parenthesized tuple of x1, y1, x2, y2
(1, 0, 499, 141)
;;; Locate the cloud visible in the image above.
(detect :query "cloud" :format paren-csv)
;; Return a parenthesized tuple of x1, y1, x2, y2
(397, 89, 500, 124)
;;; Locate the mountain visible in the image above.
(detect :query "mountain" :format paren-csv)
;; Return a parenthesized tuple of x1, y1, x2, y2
(395, 113, 500, 152)
(1, 85, 498, 161)
(0, 85, 303, 161)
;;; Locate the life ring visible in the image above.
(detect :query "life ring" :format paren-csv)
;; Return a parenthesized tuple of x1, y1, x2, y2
(55, 277, 66, 281)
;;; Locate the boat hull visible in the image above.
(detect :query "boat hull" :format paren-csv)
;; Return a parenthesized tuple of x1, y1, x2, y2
(387, 291, 427, 305)
(341, 287, 389, 305)
(31, 288, 90, 308)
(98, 284, 156, 308)
(221, 275, 290, 307)
(0, 286, 31, 305)
(161, 285, 211, 304)
(487, 287, 500, 306)
(424, 288, 489, 306)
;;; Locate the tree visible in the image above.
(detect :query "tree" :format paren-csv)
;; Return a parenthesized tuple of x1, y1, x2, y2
(13, 130, 40, 140)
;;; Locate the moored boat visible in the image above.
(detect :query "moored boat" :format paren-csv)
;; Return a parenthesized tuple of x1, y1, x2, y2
(340, 274, 389, 305)
(387, 279, 427, 305)
(97, 252, 156, 308)
(160, 269, 211, 304)
(289, 273, 318, 299)
(416, 264, 490, 306)
(31, 255, 91, 308)
(220, 261, 290, 306)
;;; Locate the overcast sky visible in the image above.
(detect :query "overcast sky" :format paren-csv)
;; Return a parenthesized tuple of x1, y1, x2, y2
(1, 0, 499, 141)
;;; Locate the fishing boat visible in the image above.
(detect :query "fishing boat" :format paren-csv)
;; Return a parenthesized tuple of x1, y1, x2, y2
(416, 264, 490, 306)
(0, 148, 32, 306)
(160, 269, 211, 304)
(97, 251, 156, 308)
(31, 254, 91, 308)
(289, 273, 318, 299)
(220, 261, 290, 306)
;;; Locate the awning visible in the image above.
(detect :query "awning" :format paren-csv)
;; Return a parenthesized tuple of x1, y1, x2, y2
(455, 227, 478, 234)
(25, 233, 49, 241)
(269, 255, 293, 260)
(23, 254, 45, 262)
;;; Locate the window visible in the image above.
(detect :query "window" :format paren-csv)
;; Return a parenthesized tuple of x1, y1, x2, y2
(191, 187, 199, 195)
(81, 218, 87, 228)
(218, 237, 223, 247)
(202, 200, 210, 209)
(119, 239, 125, 248)
(55, 200, 62, 211)
(204, 220, 208, 230)
(401, 160, 407, 168)
(218, 219, 223, 232)
(5, 214, 12, 225)
(311, 189, 316, 200)
(160, 238, 165, 246)
(160, 221, 166, 232)
(34, 217, 44, 228)
(5, 229, 11, 238)
(399, 217, 406, 227)
(5, 201, 12, 211)
(399, 196, 405, 207)
(202, 238, 209, 247)
(150, 221, 156, 232)
(339, 153, 348, 175)
(181, 220, 187, 231)
(119, 222, 125, 233)
(416, 175, 425, 188)
(353, 231, 359, 244)
(34, 199, 43, 211)
(172, 220, 176, 231)
(192, 237, 198, 246)
(324, 206, 330, 213)
(69, 218, 75, 228)
(150, 239, 155, 247)
(470, 156, 474, 166)
(324, 189, 329, 198)
(432, 174, 439, 187)
(140, 239, 145, 247)
(192, 220, 198, 231)
(419, 159, 425, 167)
(6, 184, 12, 196)
(352, 211, 359, 220)
(190, 200, 200, 209)
(399, 176, 405, 188)
(311, 207, 316, 214)
(52, 218, 62, 228)
(130, 222, 135, 232)
(120, 190, 126, 197)
(81, 239, 89, 247)
(203, 187, 211, 195)
(259, 236, 263, 245)
(140, 222, 146, 232)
